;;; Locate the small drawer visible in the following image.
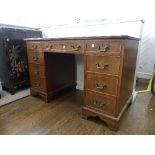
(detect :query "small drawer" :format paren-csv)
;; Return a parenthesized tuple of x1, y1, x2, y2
(86, 55, 120, 75)
(30, 77, 47, 92)
(27, 41, 42, 51)
(29, 64, 46, 78)
(43, 40, 84, 54)
(27, 51, 44, 65)
(86, 40, 122, 54)
(85, 91, 116, 115)
(85, 74, 118, 95)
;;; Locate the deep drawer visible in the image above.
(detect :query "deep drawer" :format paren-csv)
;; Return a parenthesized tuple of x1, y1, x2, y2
(30, 77, 47, 92)
(84, 91, 116, 115)
(29, 64, 46, 78)
(86, 55, 120, 75)
(85, 74, 118, 95)
(27, 51, 44, 65)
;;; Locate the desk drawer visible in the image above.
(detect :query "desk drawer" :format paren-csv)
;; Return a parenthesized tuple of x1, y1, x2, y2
(27, 51, 44, 65)
(27, 41, 42, 51)
(86, 40, 122, 54)
(85, 74, 118, 95)
(86, 55, 120, 75)
(85, 91, 116, 115)
(29, 64, 46, 78)
(30, 77, 47, 92)
(43, 40, 84, 54)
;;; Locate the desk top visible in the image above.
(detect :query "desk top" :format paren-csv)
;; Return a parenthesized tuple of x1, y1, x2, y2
(25, 35, 140, 41)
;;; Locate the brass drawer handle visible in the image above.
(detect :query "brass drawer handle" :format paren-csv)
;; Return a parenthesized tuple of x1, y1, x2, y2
(35, 83, 40, 87)
(95, 63, 109, 70)
(34, 71, 39, 75)
(32, 44, 38, 49)
(70, 45, 81, 50)
(32, 56, 38, 61)
(93, 100, 106, 107)
(98, 45, 109, 52)
(45, 45, 53, 50)
(96, 83, 107, 89)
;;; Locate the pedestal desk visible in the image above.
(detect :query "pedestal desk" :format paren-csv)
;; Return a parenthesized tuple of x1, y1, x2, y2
(26, 36, 139, 131)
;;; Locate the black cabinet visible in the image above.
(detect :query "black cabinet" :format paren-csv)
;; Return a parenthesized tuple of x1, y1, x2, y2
(0, 26, 42, 94)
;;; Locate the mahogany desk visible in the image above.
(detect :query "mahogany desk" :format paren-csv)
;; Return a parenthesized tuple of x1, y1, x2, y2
(26, 36, 139, 131)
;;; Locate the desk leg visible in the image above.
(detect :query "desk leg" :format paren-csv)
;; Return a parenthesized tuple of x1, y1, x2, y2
(82, 107, 119, 132)
(30, 88, 51, 103)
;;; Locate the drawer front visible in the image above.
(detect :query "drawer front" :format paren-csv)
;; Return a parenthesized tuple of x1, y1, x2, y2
(30, 77, 46, 92)
(27, 51, 44, 65)
(85, 91, 116, 115)
(86, 55, 120, 75)
(43, 40, 84, 54)
(85, 74, 118, 95)
(29, 64, 46, 78)
(86, 40, 122, 54)
(27, 41, 42, 51)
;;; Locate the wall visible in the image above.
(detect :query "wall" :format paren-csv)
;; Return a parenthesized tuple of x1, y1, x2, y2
(76, 55, 84, 90)
(136, 20, 155, 79)
(42, 20, 143, 38)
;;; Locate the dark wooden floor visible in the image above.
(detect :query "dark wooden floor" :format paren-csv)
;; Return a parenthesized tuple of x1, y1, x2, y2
(0, 90, 155, 135)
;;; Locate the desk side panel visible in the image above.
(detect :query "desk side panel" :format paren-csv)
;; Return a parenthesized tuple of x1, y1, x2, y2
(117, 39, 139, 115)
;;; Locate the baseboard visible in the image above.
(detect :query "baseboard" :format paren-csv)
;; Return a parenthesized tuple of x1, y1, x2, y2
(76, 81, 84, 90)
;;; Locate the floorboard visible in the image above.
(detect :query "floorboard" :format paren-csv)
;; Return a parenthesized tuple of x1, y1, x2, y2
(0, 90, 155, 135)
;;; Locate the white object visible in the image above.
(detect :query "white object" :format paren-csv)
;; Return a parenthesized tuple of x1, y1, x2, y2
(0, 82, 2, 91)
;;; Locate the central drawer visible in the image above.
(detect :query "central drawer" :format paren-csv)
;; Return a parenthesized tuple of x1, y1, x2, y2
(85, 74, 118, 95)
(43, 40, 84, 54)
(85, 91, 116, 115)
(86, 55, 120, 75)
